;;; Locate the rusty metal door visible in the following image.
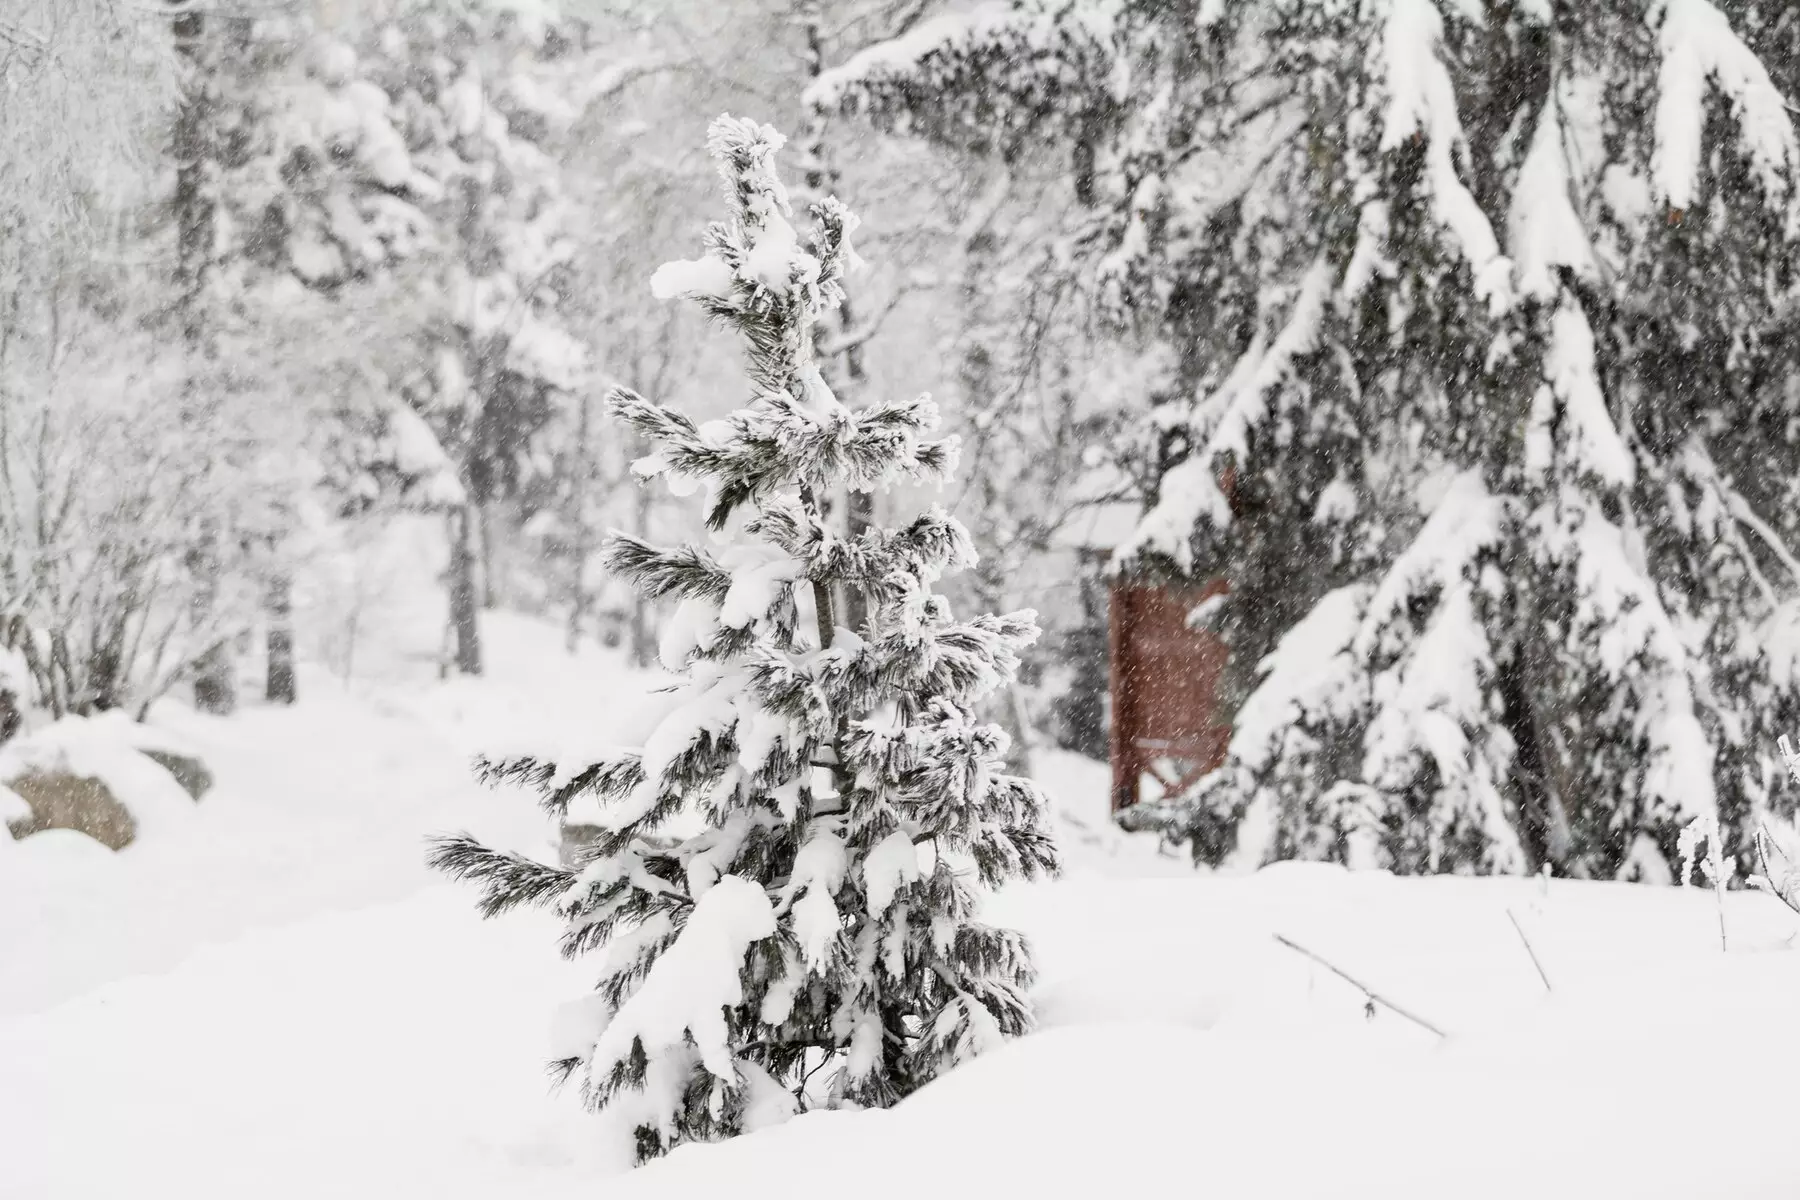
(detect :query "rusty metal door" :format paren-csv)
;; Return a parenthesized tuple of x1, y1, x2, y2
(1109, 579, 1232, 812)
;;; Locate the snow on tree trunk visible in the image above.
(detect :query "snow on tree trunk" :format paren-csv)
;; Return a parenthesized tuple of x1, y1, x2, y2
(431, 115, 1056, 1164)
(170, 1, 237, 719)
(447, 505, 483, 677)
(265, 572, 296, 706)
(798, 0, 878, 636)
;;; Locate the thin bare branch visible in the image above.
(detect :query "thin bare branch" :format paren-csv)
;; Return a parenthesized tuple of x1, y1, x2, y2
(1506, 908, 1553, 993)
(1727, 489, 1800, 587)
(1272, 933, 1448, 1039)
(1752, 823, 1800, 917)
(814, 280, 913, 358)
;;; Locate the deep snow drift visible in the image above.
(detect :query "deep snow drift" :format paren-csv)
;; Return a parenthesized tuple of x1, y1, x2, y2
(4, 609, 1798, 1199)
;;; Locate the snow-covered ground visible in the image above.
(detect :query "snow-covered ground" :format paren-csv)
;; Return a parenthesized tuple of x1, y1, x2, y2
(5, 602, 1799, 1198)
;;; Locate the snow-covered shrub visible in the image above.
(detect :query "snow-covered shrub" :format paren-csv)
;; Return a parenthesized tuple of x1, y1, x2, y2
(1678, 813, 1734, 947)
(0, 320, 280, 720)
(1752, 737, 1800, 914)
(432, 115, 1057, 1163)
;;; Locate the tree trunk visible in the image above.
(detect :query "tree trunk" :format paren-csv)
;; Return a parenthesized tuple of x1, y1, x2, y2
(630, 461, 655, 668)
(448, 505, 483, 676)
(957, 160, 1032, 775)
(87, 612, 130, 713)
(803, 485, 838, 653)
(999, 682, 1035, 777)
(973, 558, 1034, 775)
(170, 3, 213, 350)
(566, 395, 593, 655)
(265, 571, 296, 704)
(191, 526, 237, 715)
(630, 596, 654, 669)
(172, 1, 234, 717)
(0, 689, 22, 746)
(565, 588, 584, 655)
(1058, 550, 1112, 761)
(841, 488, 873, 632)
(192, 633, 237, 715)
(479, 499, 499, 611)
(800, 3, 873, 634)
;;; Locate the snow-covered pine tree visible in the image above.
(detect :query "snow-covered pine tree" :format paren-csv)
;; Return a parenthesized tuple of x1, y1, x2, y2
(816, 1, 1800, 880)
(430, 114, 1056, 1163)
(211, 1, 592, 674)
(362, 2, 590, 675)
(203, 9, 455, 705)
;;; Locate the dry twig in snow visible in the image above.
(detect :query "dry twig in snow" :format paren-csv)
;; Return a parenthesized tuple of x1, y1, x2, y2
(1506, 908, 1553, 993)
(1271, 933, 1448, 1040)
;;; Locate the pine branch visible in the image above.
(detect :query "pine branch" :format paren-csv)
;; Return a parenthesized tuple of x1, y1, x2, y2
(472, 754, 556, 792)
(427, 834, 573, 918)
(604, 536, 732, 603)
(969, 824, 1059, 888)
(606, 386, 704, 453)
(745, 652, 831, 724)
(473, 752, 646, 818)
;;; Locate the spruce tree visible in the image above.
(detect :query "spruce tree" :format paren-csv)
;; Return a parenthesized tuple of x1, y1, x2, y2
(815, 0, 1800, 880)
(431, 114, 1056, 1163)
(211, 3, 591, 674)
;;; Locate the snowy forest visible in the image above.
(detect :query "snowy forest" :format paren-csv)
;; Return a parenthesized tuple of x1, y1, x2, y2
(9, 0, 1800, 1194)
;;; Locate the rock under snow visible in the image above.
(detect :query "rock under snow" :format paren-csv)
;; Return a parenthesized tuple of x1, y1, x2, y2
(0, 715, 210, 851)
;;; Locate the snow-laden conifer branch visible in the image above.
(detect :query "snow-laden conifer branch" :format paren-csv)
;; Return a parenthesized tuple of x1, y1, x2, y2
(611, 384, 957, 531)
(968, 821, 1060, 889)
(1650, 0, 1798, 211)
(426, 835, 574, 919)
(808, 610, 1041, 714)
(748, 502, 974, 590)
(473, 751, 648, 819)
(806, 3, 1122, 146)
(604, 537, 734, 604)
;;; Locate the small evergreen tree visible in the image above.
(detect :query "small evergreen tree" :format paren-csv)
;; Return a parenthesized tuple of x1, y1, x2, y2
(431, 114, 1056, 1163)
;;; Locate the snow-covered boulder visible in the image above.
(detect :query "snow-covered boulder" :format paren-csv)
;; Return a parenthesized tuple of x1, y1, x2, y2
(140, 750, 213, 802)
(84, 709, 213, 800)
(4, 770, 137, 849)
(0, 714, 209, 851)
(0, 783, 36, 853)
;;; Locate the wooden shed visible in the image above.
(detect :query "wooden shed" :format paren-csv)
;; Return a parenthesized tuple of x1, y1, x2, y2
(1107, 578, 1233, 813)
(1051, 465, 1237, 816)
